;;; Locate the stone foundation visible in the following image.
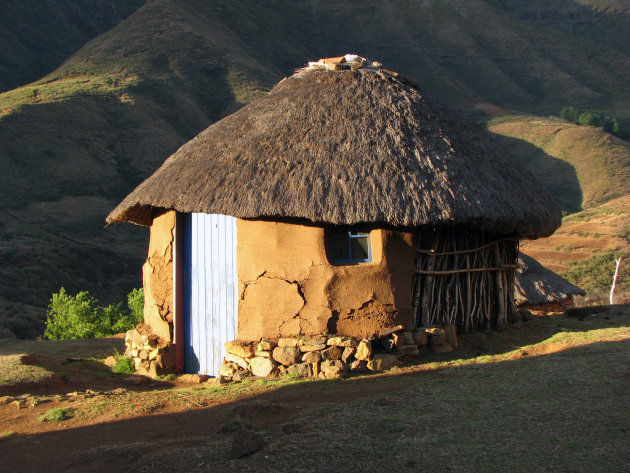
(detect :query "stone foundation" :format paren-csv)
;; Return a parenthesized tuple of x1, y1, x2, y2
(217, 325, 457, 383)
(124, 327, 175, 377)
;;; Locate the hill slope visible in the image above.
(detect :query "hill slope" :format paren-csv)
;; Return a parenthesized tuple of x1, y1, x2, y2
(0, 0, 145, 93)
(1, 0, 630, 337)
(487, 114, 630, 213)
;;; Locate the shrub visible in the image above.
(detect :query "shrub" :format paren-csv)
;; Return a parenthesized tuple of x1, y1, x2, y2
(38, 407, 75, 422)
(44, 288, 144, 340)
(112, 349, 135, 374)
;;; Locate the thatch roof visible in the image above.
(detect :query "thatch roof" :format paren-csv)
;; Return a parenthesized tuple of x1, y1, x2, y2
(107, 65, 561, 238)
(515, 252, 585, 305)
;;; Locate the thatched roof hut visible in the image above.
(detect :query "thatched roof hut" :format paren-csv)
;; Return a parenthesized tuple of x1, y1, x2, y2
(109, 58, 562, 376)
(515, 252, 585, 311)
(107, 67, 560, 237)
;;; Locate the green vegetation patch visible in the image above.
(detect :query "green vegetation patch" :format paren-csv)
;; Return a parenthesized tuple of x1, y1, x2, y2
(44, 287, 143, 340)
(562, 251, 629, 298)
(38, 407, 75, 422)
(111, 349, 135, 374)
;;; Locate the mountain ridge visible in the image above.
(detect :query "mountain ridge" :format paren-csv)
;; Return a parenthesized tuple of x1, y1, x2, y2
(1, 0, 629, 338)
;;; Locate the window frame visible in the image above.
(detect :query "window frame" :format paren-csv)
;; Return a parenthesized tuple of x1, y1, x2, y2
(327, 225, 372, 265)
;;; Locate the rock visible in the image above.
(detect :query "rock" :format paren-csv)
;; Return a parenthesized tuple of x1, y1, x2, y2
(320, 360, 346, 379)
(413, 330, 428, 346)
(397, 345, 420, 357)
(213, 375, 229, 385)
(321, 346, 343, 360)
(327, 336, 357, 347)
(341, 346, 356, 363)
(302, 351, 322, 364)
(148, 361, 158, 378)
(225, 340, 256, 359)
(355, 339, 373, 361)
(425, 326, 446, 336)
(445, 324, 459, 349)
(129, 329, 145, 348)
(286, 363, 312, 378)
(123, 375, 146, 386)
(225, 353, 249, 370)
(349, 360, 368, 372)
(177, 374, 208, 384)
(254, 350, 271, 357)
(156, 348, 176, 369)
(311, 362, 320, 378)
(130, 349, 139, 358)
(299, 341, 327, 352)
(0, 396, 14, 406)
(219, 361, 238, 378)
(139, 350, 149, 360)
(257, 339, 277, 351)
(149, 348, 160, 360)
(429, 335, 453, 354)
(232, 428, 266, 459)
(377, 325, 404, 338)
(380, 336, 396, 352)
(11, 400, 26, 409)
(250, 357, 277, 377)
(103, 356, 117, 367)
(233, 370, 251, 383)
(367, 354, 400, 371)
(277, 338, 299, 348)
(272, 346, 301, 366)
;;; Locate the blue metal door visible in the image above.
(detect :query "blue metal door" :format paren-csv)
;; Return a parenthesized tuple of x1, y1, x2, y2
(183, 213, 238, 375)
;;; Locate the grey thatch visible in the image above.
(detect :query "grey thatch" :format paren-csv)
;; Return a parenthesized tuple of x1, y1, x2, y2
(514, 252, 585, 305)
(107, 68, 561, 238)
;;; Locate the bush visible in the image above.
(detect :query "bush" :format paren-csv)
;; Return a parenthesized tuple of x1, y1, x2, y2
(559, 106, 623, 137)
(44, 288, 144, 340)
(560, 107, 580, 123)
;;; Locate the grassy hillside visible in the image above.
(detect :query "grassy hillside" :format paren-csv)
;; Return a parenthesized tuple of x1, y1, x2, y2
(1, 0, 630, 337)
(487, 114, 630, 213)
(0, 0, 145, 93)
(521, 195, 630, 301)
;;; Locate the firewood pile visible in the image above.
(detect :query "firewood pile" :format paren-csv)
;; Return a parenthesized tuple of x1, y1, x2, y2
(218, 324, 459, 383)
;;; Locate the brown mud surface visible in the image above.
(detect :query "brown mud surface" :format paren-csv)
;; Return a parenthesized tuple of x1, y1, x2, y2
(1, 308, 629, 473)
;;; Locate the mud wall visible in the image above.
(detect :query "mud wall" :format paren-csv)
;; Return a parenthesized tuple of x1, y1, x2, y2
(142, 210, 175, 344)
(236, 220, 416, 340)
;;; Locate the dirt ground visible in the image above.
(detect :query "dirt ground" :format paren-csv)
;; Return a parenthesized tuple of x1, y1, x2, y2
(1, 307, 629, 473)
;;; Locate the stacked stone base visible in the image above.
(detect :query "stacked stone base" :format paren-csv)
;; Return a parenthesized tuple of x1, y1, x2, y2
(219, 325, 458, 383)
(124, 328, 175, 377)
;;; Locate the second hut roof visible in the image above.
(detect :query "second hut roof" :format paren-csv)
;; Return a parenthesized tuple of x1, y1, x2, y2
(515, 252, 586, 305)
(107, 60, 562, 238)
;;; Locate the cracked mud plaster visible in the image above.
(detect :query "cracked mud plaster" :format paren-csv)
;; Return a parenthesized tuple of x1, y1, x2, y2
(240, 276, 306, 339)
(236, 219, 416, 340)
(142, 211, 175, 344)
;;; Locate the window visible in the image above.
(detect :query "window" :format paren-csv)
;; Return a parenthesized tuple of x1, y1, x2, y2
(328, 225, 371, 264)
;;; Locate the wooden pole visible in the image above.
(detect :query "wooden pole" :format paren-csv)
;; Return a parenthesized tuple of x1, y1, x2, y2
(610, 256, 622, 305)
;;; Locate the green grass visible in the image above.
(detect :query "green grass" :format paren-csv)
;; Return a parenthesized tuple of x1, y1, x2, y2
(38, 407, 75, 422)
(111, 350, 135, 374)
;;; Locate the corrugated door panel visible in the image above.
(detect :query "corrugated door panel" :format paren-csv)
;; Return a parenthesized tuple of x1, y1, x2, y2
(184, 213, 238, 376)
